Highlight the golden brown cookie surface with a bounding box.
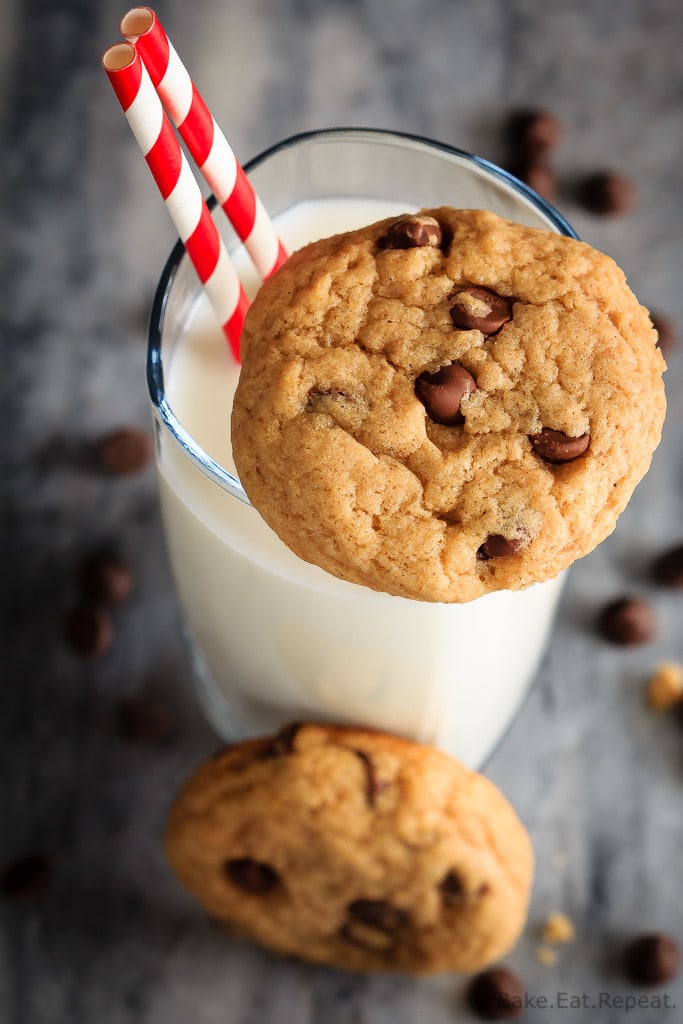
[165,723,533,975]
[232,208,666,602]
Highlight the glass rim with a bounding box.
[147,126,578,503]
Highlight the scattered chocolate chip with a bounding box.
[415,362,477,426]
[623,933,680,986]
[530,428,590,464]
[96,427,153,475]
[348,899,409,933]
[2,855,52,901]
[80,552,134,606]
[379,214,442,249]
[506,109,564,156]
[450,287,512,335]
[597,596,655,646]
[508,157,557,202]
[354,749,385,805]
[63,605,113,658]
[651,542,683,588]
[467,967,525,1020]
[117,696,174,743]
[676,701,683,731]
[577,171,637,216]
[477,535,525,561]
[650,312,677,354]
[224,858,280,894]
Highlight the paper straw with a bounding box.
[121,7,289,281]
[103,43,248,361]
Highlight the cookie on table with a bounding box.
[165,723,533,975]
[232,208,666,602]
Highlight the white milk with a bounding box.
[157,198,565,768]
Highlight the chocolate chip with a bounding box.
[63,605,113,658]
[508,157,558,202]
[650,312,677,354]
[597,596,655,646]
[577,171,637,216]
[224,858,280,894]
[415,362,477,426]
[117,696,174,743]
[439,869,464,905]
[97,427,153,475]
[477,535,524,561]
[530,428,590,464]
[379,215,442,249]
[2,855,52,901]
[676,701,683,731]
[354,749,385,805]
[80,552,134,606]
[348,899,409,933]
[651,543,683,588]
[450,287,512,334]
[467,967,525,1020]
[338,921,395,953]
[623,933,680,986]
[267,721,303,756]
[506,109,564,156]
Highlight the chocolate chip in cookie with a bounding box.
[530,428,590,464]
[224,858,280,894]
[450,287,512,335]
[353,749,386,805]
[477,535,526,561]
[340,899,410,953]
[415,363,477,425]
[379,214,442,249]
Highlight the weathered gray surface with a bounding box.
[2,1,682,1021]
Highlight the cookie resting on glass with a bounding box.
[232,208,666,602]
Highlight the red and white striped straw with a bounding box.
[121,7,288,281]
[102,43,248,361]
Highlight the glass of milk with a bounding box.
[147,129,576,768]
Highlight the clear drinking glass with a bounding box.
[147,129,576,768]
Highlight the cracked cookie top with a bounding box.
[165,723,533,974]
[231,208,666,602]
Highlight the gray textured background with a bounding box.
[2,1,682,1022]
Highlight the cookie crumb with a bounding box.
[541,911,575,945]
[645,662,683,713]
[536,945,558,967]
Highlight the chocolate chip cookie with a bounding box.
[165,723,533,974]
[232,208,666,602]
